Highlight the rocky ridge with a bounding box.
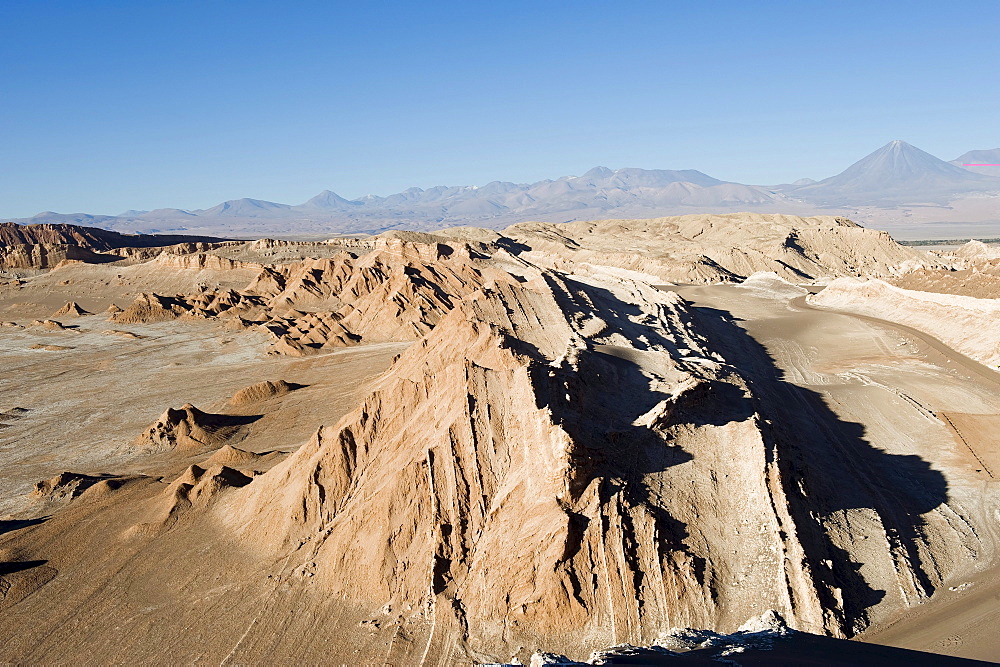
[504,214,941,284]
[210,262,971,660]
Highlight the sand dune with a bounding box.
[809,278,1000,367]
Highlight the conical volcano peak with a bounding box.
[871,139,938,160]
[792,139,997,204]
[302,190,355,209]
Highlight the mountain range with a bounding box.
[951,148,1000,177]
[5,141,1000,238]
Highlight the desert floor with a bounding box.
[0,314,407,517]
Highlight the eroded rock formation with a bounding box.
[219,266,970,659]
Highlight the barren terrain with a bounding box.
[1,214,998,665]
[668,277,1000,662]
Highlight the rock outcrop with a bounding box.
[0,222,231,269]
[0,244,117,270]
[131,404,257,453]
[111,237,517,354]
[52,301,90,317]
[504,214,938,283]
[229,380,300,406]
[32,472,106,501]
[110,290,267,325]
[220,267,967,660]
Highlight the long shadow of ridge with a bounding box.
[687,304,950,633]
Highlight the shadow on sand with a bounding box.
[0,517,48,538]
[524,275,949,635]
[594,631,994,666]
[687,304,950,631]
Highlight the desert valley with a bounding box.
[1,212,999,664]
[7,2,1000,663]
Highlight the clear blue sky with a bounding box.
[1,0,998,218]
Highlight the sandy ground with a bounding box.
[0,255,411,519]
[0,312,408,517]
[665,283,1000,662]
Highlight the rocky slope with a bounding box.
[110,237,512,354]
[504,213,938,283]
[0,221,227,251]
[210,265,969,660]
[889,241,1000,299]
[0,222,232,270]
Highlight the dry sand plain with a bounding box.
[0,259,409,519]
[2,215,999,665]
[0,317,407,516]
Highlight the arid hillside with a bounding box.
[503,214,940,283]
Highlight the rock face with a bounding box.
[223,267,966,659]
[0,222,142,250]
[0,222,231,269]
[0,222,227,251]
[504,214,936,283]
[146,252,257,271]
[0,244,116,270]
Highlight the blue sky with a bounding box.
[1,0,998,218]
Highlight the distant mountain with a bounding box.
[951,148,1000,177]
[23,211,122,227]
[5,142,1000,237]
[300,190,361,210]
[199,198,293,217]
[135,208,198,218]
[0,221,227,250]
[785,140,999,205]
